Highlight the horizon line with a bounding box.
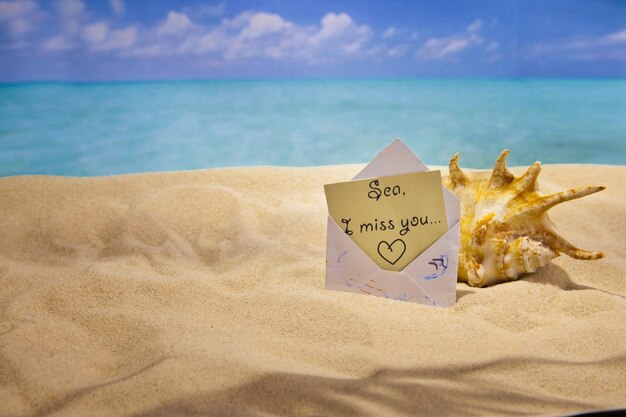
[1,75,626,86]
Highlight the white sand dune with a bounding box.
[0,164,625,417]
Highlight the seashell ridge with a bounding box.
[443,150,605,287]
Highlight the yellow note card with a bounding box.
[324,171,448,271]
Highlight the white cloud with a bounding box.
[32,7,376,64]
[128,43,165,57]
[221,11,253,30]
[178,31,222,54]
[82,21,108,44]
[382,26,398,39]
[238,12,291,40]
[314,13,357,42]
[602,29,626,45]
[174,10,371,61]
[387,43,408,58]
[300,12,371,56]
[109,0,124,16]
[528,28,626,61]
[42,34,75,50]
[0,0,41,36]
[467,19,483,33]
[418,36,472,59]
[417,20,484,60]
[14,0,135,54]
[6,15,28,34]
[97,25,137,50]
[54,0,85,19]
[54,0,87,34]
[0,0,37,20]
[197,33,220,51]
[157,11,193,36]
[486,40,500,63]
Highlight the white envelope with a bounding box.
[325,138,460,307]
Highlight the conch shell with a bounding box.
[443,150,605,287]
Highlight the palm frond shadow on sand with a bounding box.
[133,355,624,417]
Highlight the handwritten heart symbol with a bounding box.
[377,239,406,265]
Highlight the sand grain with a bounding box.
[1,164,625,416]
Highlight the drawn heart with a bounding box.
[377,239,407,265]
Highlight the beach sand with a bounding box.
[0,164,624,417]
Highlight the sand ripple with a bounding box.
[1,165,625,416]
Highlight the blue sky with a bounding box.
[0,0,625,81]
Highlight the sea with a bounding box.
[0,79,624,177]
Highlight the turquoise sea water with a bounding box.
[0,79,624,177]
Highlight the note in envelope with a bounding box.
[323,139,461,307]
[325,171,448,271]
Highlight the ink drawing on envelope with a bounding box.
[323,138,461,307]
[324,171,448,271]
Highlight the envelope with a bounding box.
[325,138,460,307]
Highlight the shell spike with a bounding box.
[526,186,606,215]
[449,152,468,188]
[516,161,542,192]
[547,231,605,260]
[489,149,514,188]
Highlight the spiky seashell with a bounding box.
[443,150,605,287]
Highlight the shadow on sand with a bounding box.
[523,264,624,299]
[130,355,625,417]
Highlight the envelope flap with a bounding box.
[353,138,460,225]
[357,269,435,305]
[443,187,461,225]
[326,216,379,286]
[402,222,460,307]
[353,138,428,180]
